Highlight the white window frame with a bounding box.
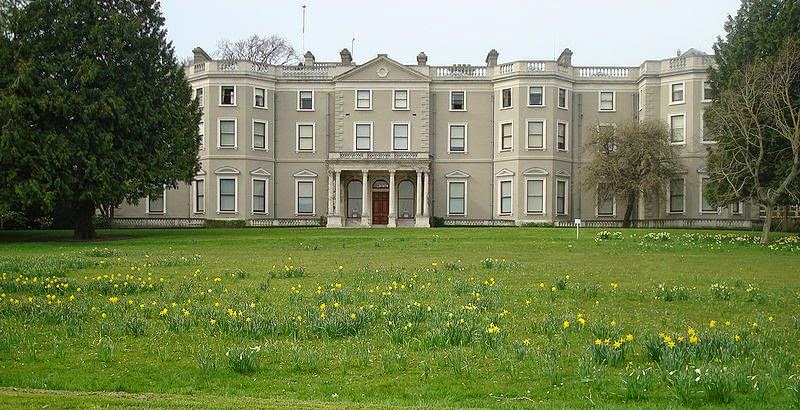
[667,177,686,214]
[447,123,468,154]
[217,176,238,214]
[295,179,316,215]
[556,121,569,152]
[195,87,204,108]
[598,91,616,112]
[193,178,205,214]
[555,178,568,216]
[297,90,315,111]
[252,120,268,151]
[219,85,236,106]
[730,201,743,215]
[638,88,644,111]
[355,89,372,110]
[450,90,466,111]
[217,118,238,149]
[391,122,411,151]
[447,180,467,216]
[670,82,686,105]
[198,120,205,150]
[296,122,316,152]
[669,113,686,145]
[253,87,267,109]
[699,176,720,215]
[527,85,545,107]
[700,111,715,144]
[392,89,409,110]
[499,121,513,152]
[702,80,712,102]
[251,177,268,214]
[557,87,568,110]
[596,185,616,217]
[524,178,546,215]
[498,179,513,216]
[526,119,546,150]
[145,187,166,215]
[354,122,374,151]
[500,88,512,109]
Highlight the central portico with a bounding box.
[326,152,431,227]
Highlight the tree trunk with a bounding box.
[73,200,97,240]
[760,205,773,244]
[622,191,637,228]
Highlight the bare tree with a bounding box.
[705,39,800,243]
[584,119,682,227]
[216,34,298,65]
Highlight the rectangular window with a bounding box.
[297,123,314,151]
[528,86,544,106]
[557,122,567,151]
[298,90,314,110]
[253,121,266,150]
[556,180,567,215]
[393,90,408,110]
[597,189,614,216]
[527,120,544,149]
[450,91,465,111]
[599,91,615,111]
[703,80,713,101]
[599,124,616,153]
[700,177,717,213]
[669,178,685,213]
[198,121,204,149]
[220,86,235,105]
[670,114,685,143]
[638,88,644,111]
[297,181,314,214]
[253,179,266,213]
[731,202,742,214]
[701,114,714,143]
[671,83,685,103]
[219,119,236,148]
[501,88,512,108]
[147,190,164,214]
[219,178,236,212]
[355,123,372,151]
[392,123,409,151]
[195,87,204,107]
[356,89,371,109]
[194,179,204,213]
[557,88,567,109]
[500,122,513,151]
[499,180,512,215]
[526,179,544,214]
[448,181,466,215]
[254,87,266,108]
[449,124,466,152]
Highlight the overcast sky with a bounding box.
[161,0,741,67]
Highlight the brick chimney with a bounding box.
[340,48,352,65]
[485,49,499,67]
[417,52,428,66]
[303,51,315,66]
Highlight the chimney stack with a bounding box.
[192,47,211,63]
[485,49,499,66]
[340,48,353,65]
[303,51,315,66]
[416,52,428,66]
[557,48,573,66]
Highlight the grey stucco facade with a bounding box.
[114,46,757,227]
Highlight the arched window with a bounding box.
[347,180,363,218]
[372,179,389,190]
[397,180,414,218]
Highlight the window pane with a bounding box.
[393,124,409,150]
[449,198,464,214]
[220,120,234,134]
[220,179,235,195]
[451,92,465,110]
[221,87,234,104]
[299,91,312,109]
[670,116,685,142]
[253,180,265,196]
[527,180,544,214]
[528,121,543,148]
[357,90,370,108]
[394,90,408,108]
[149,195,163,213]
[558,89,566,107]
[347,181,362,217]
[529,86,543,105]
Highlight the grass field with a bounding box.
[0,227,798,409]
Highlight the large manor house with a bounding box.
[115,45,757,228]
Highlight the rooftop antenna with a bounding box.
[301,4,306,52]
[351,36,355,60]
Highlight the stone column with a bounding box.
[327,172,334,215]
[361,169,370,226]
[423,171,430,216]
[415,170,423,217]
[326,170,343,227]
[388,170,397,227]
[334,171,341,215]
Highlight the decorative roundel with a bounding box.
[377,66,389,78]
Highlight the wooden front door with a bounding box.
[372,192,389,225]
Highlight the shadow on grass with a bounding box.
[0,230,134,243]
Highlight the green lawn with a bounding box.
[0,227,798,409]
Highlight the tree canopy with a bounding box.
[0,0,201,239]
[216,34,298,65]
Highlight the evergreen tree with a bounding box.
[0,0,201,239]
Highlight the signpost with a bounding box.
[575,218,582,239]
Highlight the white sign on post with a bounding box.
[574,219,582,239]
